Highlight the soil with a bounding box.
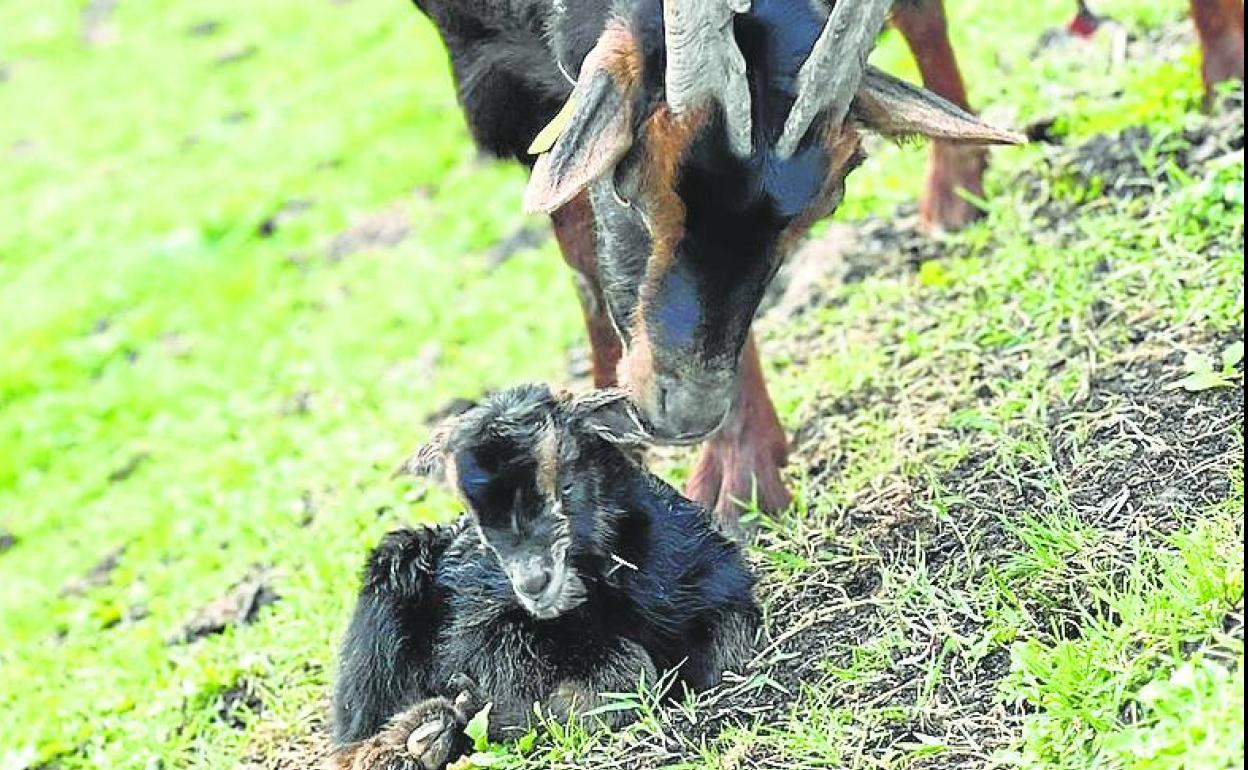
[167,566,281,645]
[484,224,550,267]
[218,678,267,731]
[60,545,126,598]
[1048,340,1244,535]
[646,335,1242,769]
[243,713,334,770]
[328,208,411,262]
[107,451,150,483]
[258,199,315,238]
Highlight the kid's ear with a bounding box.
[394,420,457,480]
[566,389,651,446]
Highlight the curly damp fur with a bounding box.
[331,386,759,768]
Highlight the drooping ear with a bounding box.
[566,389,651,446]
[522,25,640,214]
[852,66,1026,145]
[393,420,457,480]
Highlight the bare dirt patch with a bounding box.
[167,566,280,645]
[240,710,334,770]
[61,545,126,597]
[258,199,315,238]
[328,207,411,261]
[218,677,267,730]
[107,451,149,483]
[1048,340,1244,535]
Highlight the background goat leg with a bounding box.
[552,194,623,388]
[892,0,988,232]
[1191,0,1245,107]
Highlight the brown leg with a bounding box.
[551,194,623,388]
[685,333,791,528]
[1066,0,1104,38]
[892,0,988,232]
[1191,0,1245,108]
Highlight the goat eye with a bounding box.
[610,163,645,209]
[610,173,632,209]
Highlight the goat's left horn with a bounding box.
[776,0,893,158]
[664,0,753,157]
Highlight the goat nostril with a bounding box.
[520,569,551,597]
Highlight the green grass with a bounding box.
[1,1,1243,768]
[1002,505,1244,769]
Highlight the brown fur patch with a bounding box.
[592,21,643,91]
[533,421,560,501]
[522,22,643,215]
[618,327,659,418]
[553,195,625,386]
[1191,0,1246,101]
[890,0,972,110]
[636,105,708,282]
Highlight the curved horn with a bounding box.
[664,0,753,157]
[776,0,893,158]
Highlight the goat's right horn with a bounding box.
[776,0,893,158]
[663,0,754,157]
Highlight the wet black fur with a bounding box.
[332,385,758,753]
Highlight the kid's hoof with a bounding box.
[328,698,468,770]
[404,714,459,770]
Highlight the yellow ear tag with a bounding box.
[527,95,579,156]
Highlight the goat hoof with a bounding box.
[686,433,791,529]
[363,698,466,770]
[404,712,459,770]
[446,673,481,712]
[1202,34,1245,109]
[919,142,988,233]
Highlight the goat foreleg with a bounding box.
[329,693,475,770]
